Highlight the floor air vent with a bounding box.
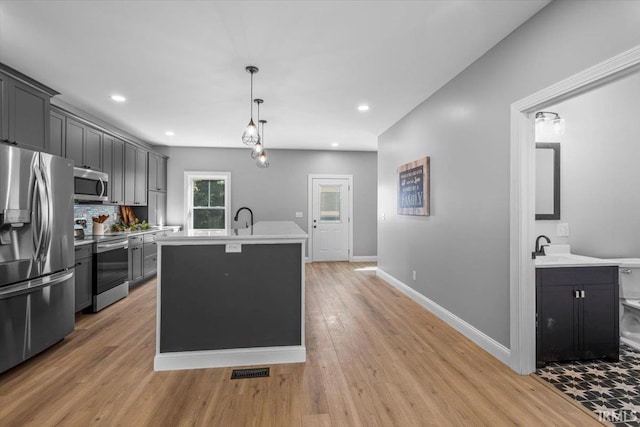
[230,367,270,380]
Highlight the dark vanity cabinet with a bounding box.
[536,266,619,365]
[74,245,93,312]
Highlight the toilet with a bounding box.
[614,259,640,351]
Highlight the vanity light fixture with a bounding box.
[251,99,264,159]
[256,120,269,168]
[110,94,126,103]
[241,66,260,146]
[535,111,565,136]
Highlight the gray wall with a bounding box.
[378,0,640,347]
[535,71,640,258]
[159,147,377,257]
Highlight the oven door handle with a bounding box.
[96,241,128,252]
[0,270,74,300]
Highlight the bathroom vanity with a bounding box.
[536,255,619,365]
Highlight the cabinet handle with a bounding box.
[76,262,82,266]
[581,290,585,298]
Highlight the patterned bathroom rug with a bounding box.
[536,345,640,426]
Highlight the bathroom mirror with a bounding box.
[535,143,560,220]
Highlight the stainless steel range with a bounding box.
[92,236,129,312]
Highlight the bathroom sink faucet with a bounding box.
[234,207,253,228]
[535,235,551,257]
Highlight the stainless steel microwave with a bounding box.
[74,167,108,202]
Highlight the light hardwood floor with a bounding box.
[0,262,601,426]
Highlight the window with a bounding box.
[184,172,230,231]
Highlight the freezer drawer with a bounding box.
[0,269,75,373]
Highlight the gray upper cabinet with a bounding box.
[124,143,136,205]
[65,118,84,166]
[85,126,102,170]
[65,118,102,170]
[49,110,65,158]
[135,148,148,205]
[0,65,58,153]
[147,190,166,226]
[111,138,125,205]
[148,152,167,192]
[124,143,148,206]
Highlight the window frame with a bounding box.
[184,171,231,232]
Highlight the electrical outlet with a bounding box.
[412,270,417,281]
[225,243,242,253]
[295,212,303,218]
[556,223,570,237]
[381,213,385,221]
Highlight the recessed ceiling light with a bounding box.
[110,94,126,103]
[331,142,339,147]
[357,104,369,112]
[165,131,175,136]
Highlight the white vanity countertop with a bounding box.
[535,253,622,268]
[156,221,308,244]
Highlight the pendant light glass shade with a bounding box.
[251,116,265,159]
[242,66,260,146]
[256,119,269,168]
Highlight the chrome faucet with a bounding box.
[534,235,551,257]
[234,207,253,228]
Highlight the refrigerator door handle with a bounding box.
[31,157,47,261]
[40,156,53,257]
[0,270,74,300]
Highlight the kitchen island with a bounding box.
[153,221,307,371]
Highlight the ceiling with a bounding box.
[0,1,549,151]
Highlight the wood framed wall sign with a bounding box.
[397,156,430,216]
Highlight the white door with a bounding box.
[312,178,349,261]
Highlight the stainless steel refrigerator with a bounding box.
[0,143,75,374]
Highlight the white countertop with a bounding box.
[535,253,620,268]
[156,221,308,244]
[74,225,182,246]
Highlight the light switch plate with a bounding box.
[295,212,303,218]
[556,223,570,237]
[225,243,242,253]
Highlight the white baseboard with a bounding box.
[351,256,377,262]
[154,345,306,371]
[376,269,511,366]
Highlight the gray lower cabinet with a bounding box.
[536,266,619,365]
[129,235,144,285]
[143,232,158,279]
[74,245,93,312]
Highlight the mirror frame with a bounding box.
[535,142,561,220]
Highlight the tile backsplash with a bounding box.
[74,204,120,235]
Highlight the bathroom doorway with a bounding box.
[509,46,640,375]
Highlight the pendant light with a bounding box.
[256,120,269,168]
[241,66,260,145]
[251,99,264,159]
